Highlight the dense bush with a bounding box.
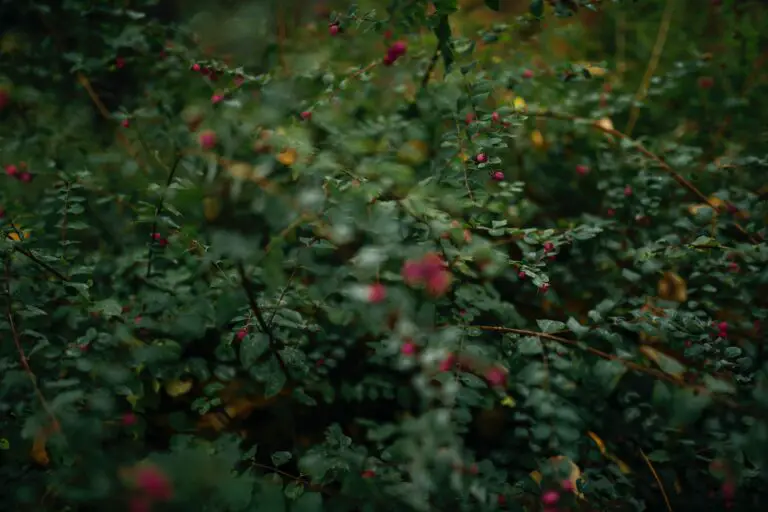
[1,0,768,510]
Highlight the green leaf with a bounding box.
[292,492,322,512]
[240,333,270,368]
[530,0,545,17]
[703,375,736,394]
[91,298,122,318]
[271,451,293,467]
[537,319,566,333]
[567,317,589,338]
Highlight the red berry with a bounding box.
[401,341,416,355]
[541,490,559,505]
[151,232,162,240]
[0,88,9,110]
[475,153,487,163]
[561,479,574,492]
[491,112,500,123]
[236,328,247,341]
[116,57,125,69]
[576,164,589,175]
[361,469,376,478]
[543,242,554,253]
[158,238,168,248]
[135,465,173,500]
[5,164,18,177]
[522,69,534,79]
[718,321,728,331]
[388,41,407,58]
[728,262,740,272]
[211,94,223,104]
[191,63,201,72]
[540,283,550,293]
[121,119,130,128]
[624,185,633,196]
[698,76,715,89]
[492,171,505,181]
[199,130,217,150]
[485,367,507,387]
[122,412,137,426]
[329,23,340,36]
[368,283,387,303]
[383,29,393,40]
[300,110,312,120]
[18,171,32,183]
[465,112,475,124]
[0,207,5,218]
[439,354,456,372]
[518,271,525,279]
[607,208,615,217]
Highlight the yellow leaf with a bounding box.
[588,431,607,455]
[640,345,685,380]
[575,62,608,77]
[500,395,516,408]
[7,224,30,241]
[657,271,687,303]
[587,431,632,473]
[595,117,614,132]
[203,197,221,221]
[126,394,139,407]
[397,140,429,166]
[513,96,527,111]
[277,148,297,166]
[31,430,50,466]
[165,379,193,397]
[228,162,254,180]
[531,129,545,149]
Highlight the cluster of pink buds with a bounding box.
[5,162,32,183]
[383,41,407,66]
[151,232,168,247]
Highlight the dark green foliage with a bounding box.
[1,0,768,511]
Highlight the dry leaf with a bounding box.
[595,117,614,132]
[640,345,686,380]
[277,147,298,166]
[531,129,545,149]
[7,224,30,241]
[588,431,632,474]
[203,197,221,221]
[529,456,585,499]
[657,271,687,303]
[397,140,429,166]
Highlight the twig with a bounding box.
[624,0,677,136]
[236,262,289,375]
[3,233,70,281]
[639,448,674,512]
[533,110,759,244]
[4,258,60,432]
[146,154,182,279]
[419,45,441,91]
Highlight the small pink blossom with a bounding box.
[401,341,416,355]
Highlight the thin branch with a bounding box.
[640,448,674,512]
[533,110,759,244]
[236,262,289,375]
[624,0,677,136]
[3,234,70,281]
[146,154,182,279]
[4,258,60,431]
[419,45,441,91]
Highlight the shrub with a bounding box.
[1,0,767,510]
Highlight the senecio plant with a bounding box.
[1,0,768,510]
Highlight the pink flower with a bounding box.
[401,341,416,355]
[135,465,173,501]
[485,367,507,387]
[492,171,505,181]
[368,283,387,303]
[198,130,217,150]
[541,490,560,505]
